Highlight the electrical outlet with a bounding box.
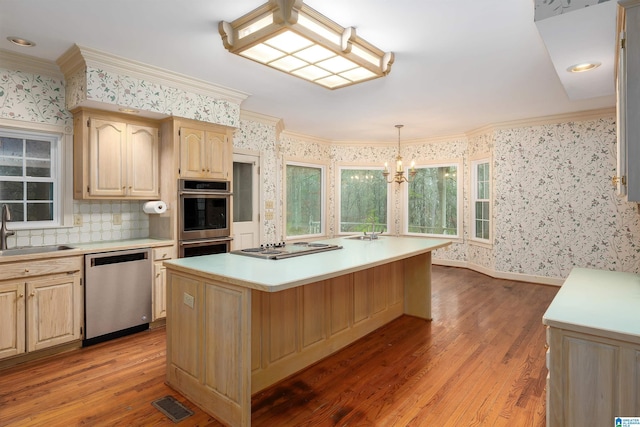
[265,211,274,220]
[73,214,83,227]
[183,292,195,309]
[113,213,122,225]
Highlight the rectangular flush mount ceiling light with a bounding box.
[218,0,394,89]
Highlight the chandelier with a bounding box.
[383,125,416,184]
[218,0,394,89]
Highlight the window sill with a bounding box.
[469,238,493,250]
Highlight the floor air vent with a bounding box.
[151,395,194,423]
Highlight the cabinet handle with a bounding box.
[24,269,29,273]
[30,291,35,297]
[156,273,161,278]
[18,293,24,298]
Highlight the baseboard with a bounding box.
[432,259,564,287]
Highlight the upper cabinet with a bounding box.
[179,125,231,180]
[73,108,160,199]
[617,1,640,200]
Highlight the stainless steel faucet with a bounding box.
[1,204,15,250]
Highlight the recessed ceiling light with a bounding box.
[567,62,601,73]
[7,36,36,47]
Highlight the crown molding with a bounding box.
[56,44,249,105]
[281,129,332,145]
[0,49,63,79]
[466,107,616,139]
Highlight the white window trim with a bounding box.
[284,158,327,240]
[336,164,391,236]
[470,157,492,247]
[0,119,73,229]
[402,160,462,240]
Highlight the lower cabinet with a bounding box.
[152,245,176,321]
[0,256,83,361]
[546,326,640,426]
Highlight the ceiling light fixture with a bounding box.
[7,36,36,47]
[218,0,394,89]
[383,125,416,184]
[567,62,601,73]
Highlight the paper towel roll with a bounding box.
[143,201,167,214]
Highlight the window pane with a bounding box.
[233,162,253,222]
[27,182,53,201]
[340,169,387,233]
[0,137,23,157]
[27,202,53,221]
[287,164,322,236]
[475,220,483,239]
[25,139,51,159]
[0,181,24,200]
[4,202,24,222]
[0,157,23,176]
[408,166,457,235]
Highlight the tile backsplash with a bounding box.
[7,200,149,248]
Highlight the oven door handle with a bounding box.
[179,191,233,196]
[179,237,234,247]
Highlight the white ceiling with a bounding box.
[0,0,618,142]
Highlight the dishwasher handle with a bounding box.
[88,250,150,267]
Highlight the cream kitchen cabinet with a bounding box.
[73,109,160,199]
[0,281,25,359]
[616,1,640,200]
[152,245,177,321]
[543,268,640,426]
[179,126,230,180]
[0,255,83,361]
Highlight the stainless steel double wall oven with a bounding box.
[178,179,232,257]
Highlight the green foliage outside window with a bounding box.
[407,165,457,236]
[286,164,322,236]
[340,169,387,233]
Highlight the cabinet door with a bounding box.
[26,273,82,352]
[128,124,159,197]
[204,131,229,179]
[89,119,127,197]
[153,261,167,320]
[180,127,207,178]
[0,282,25,359]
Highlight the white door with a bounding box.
[232,153,260,250]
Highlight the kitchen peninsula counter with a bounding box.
[164,236,450,427]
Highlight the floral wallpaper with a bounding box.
[65,67,241,128]
[0,67,71,126]
[534,0,611,21]
[493,117,640,278]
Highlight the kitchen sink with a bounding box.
[0,245,75,256]
[346,235,384,241]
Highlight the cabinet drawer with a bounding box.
[153,246,176,261]
[0,256,83,281]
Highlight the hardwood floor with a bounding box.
[0,266,558,426]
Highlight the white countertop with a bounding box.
[543,267,640,341]
[0,238,174,263]
[164,236,451,292]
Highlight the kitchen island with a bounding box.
[164,236,450,427]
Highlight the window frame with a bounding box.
[471,157,492,245]
[402,160,462,239]
[284,159,326,240]
[0,120,72,230]
[336,164,391,236]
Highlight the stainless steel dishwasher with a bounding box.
[84,248,152,345]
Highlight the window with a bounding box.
[472,159,491,241]
[0,128,61,228]
[405,164,460,237]
[286,162,324,238]
[338,167,388,234]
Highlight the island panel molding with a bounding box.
[164,236,449,426]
